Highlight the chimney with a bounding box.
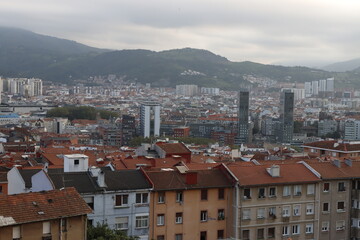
[97,170,106,187]
[267,165,280,177]
[185,172,198,185]
[332,159,341,168]
[43,162,49,173]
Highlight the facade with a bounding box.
[236,89,249,144]
[0,188,91,240]
[306,161,353,240]
[140,102,161,138]
[146,166,234,240]
[173,126,190,138]
[318,119,338,137]
[121,115,136,146]
[279,90,294,143]
[228,163,320,240]
[345,119,360,140]
[175,84,199,96]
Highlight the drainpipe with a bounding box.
[234,183,240,239]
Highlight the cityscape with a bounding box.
[1,0,360,240]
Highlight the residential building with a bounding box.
[303,140,360,159]
[227,163,320,240]
[173,126,190,138]
[176,84,199,96]
[146,166,234,240]
[345,119,360,140]
[121,115,137,146]
[0,188,91,240]
[305,160,353,240]
[318,119,338,137]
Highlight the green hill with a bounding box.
[0,27,348,89]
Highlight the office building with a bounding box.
[140,102,161,138]
[279,90,294,143]
[236,89,249,144]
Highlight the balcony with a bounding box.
[282,216,290,222]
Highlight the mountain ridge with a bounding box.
[0,27,355,89]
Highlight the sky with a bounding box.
[1,0,360,67]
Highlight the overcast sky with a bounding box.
[1,0,360,66]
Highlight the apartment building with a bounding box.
[227,163,320,240]
[306,160,359,240]
[146,166,234,240]
[303,140,360,158]
[0,188,91,240]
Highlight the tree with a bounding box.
[46,106,118,120]
[87,223,138,240]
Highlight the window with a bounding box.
[175,212,183,224]
[323,182,330,192]
[244,188,251,199]
[336,220,345,231]
[136,193,148,204]
[257,208,265,219]
[217,230,224,239]
[201,189,208,200]
[13,226,21,239]
[115,217,128,230]
[282,225,290,236]
[61,218,67,232]
[269,187,276,197]
[269,207,276,218]
[115,194,128,207]
[0,185,2,193]
[158,192,165,203]
[74,159,79,165]
[306,203,314,215]
[157,214,165,226]
[257,228,264,239]
[292,224,300,235]
[218,209,225,220]
[135,215,149,228]
[338,182,346,192]
[322,221,329,232]
[306,223,313,234]
[307,184,315,195]
[268,227,275,238]
[242,209,251,220]
[294,185,302,196]
[323,202,330,212]
[42,221,51,235]
[175,234,183,240]
[282,205,290,217]
[176,191,183,202]
[242,230,250,240]
[157,236,165,240]
[337,201,345,212]
[200,231,207,240]
[200,210,208,222]
[258,188,266,198]
[84,196,94,210]
[218,188,225,200]
[283,186,291,197]
[293,204,301,216]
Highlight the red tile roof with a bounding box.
[303,140,360,152]
[228,163,320,187]
[306,160,360,179]
[155,142,191,155]
[0,188,92,226]
[146,168,233,190]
